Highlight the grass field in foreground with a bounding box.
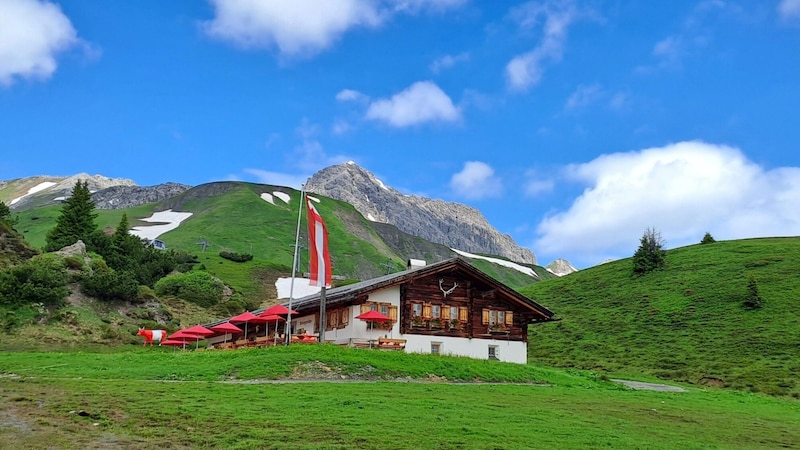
[1,346,798,449]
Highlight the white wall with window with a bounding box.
[401,335,527,364]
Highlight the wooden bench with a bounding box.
[254,336,272,347]
[377,338,406,350]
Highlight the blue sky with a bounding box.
[1,0,799,269]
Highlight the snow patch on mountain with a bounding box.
[451,248,538,278]
[129,210,193,240]
[10,181,57,205]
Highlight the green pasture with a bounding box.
[1,346,798,449]
[523,236,800,397]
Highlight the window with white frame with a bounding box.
[431,342,442,355]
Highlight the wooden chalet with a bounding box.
[285,258,555,363]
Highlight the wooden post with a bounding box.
[319,286,327,343]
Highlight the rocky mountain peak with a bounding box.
[306,162,537,264]
[546,258,578,276]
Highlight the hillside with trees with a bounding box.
[522,236,800,397]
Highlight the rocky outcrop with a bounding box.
[5,174,137,210]
[546,258,578,276]
[93,182,192,209]
[306,162,537,264]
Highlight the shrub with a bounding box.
[700,232,716,244]
[219,250,253,263]
[81,267,139,302]
[154,271,224,307]
[0,254,69,306]
[743,274,764,310]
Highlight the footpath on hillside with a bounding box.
[611,379,688,392]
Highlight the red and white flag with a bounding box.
[306,197,332,288]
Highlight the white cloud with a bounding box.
[203,0,466,58]
[534,141,800,267]
[429,52,470,73]
[336,88,369,102]
[564,83,602,110]
[449,161,502,200]
[778,0,800,20]
[365,81,460,127]
[523,169,554,196]
[332,119,354,135]
[0,0,81,86]
[505,0,584,91]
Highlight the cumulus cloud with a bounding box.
[534,141,800,267]
[449,161,502,200]
[365,81,460,127]
[0,0,81,86]
[203,0,466,58]
[778,0,800,21]
[429,52,470,73]
[505,0,584,91]
[336,88,369,102]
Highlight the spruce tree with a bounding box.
[45,181,99,252]
[0,200,10,222]
[632,227,667,275]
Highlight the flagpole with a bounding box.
[286,181,307,345]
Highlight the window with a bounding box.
[412,303,422,317]
[450,306,458,321]
[482,308,514,331]
[380,304,389,316]
[432,305,440,319]
[488,346,498,360]
[431,342,441,355]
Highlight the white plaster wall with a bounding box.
[401,334,528,364]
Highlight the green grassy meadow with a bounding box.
[2,346,799,449]
[522,237,800,397]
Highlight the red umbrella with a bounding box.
[160,339,188,348]
[356,310,391,321]
[356,310,392,331]
[257,313,285,345]
[229,311,260,339]
[210,322,243,344]
[184,325,215,337]
[262,304,299,316]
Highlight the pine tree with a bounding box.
[44,181,99,252]
[0,201,10,222]
[700,232,716,244]
[743,274,764,310]
[632,227,667,275]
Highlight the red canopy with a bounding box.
[356,310,392,322]
[160,339,188,347]
[184,325,215,337]
[257,313,286,323]
[262,304,299,316]
[229,311,260,323]
[210,322,243,334]
[168,329,201,340]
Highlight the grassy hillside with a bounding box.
[521,237,800,397]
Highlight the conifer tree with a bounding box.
[44,181,98,252]
[0,200,10,222]
[632,227,667,275]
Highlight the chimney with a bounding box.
[407,259,426,270]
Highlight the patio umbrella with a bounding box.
[229,311,260,339]
[356,310,392,328]
[210,322,242,344]
[160,339,189,349]
[256,313,285,345]
[165,330,199,349]
[356,310,393,346]
[262,304,299,342]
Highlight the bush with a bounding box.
[154,271,224,307]
[743,274,764,310]
[81,267,139,302]
[219,250,253,263]
[0,255,69,306]
[700,232,716,244]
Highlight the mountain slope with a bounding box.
[521,237,800,397]
[306,162,537,264]
[1,174,136,211]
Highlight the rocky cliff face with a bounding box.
[306,162,537,264]
[93,182,192,209]
[4,174,137,210]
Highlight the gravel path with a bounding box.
[611,379,688,392]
